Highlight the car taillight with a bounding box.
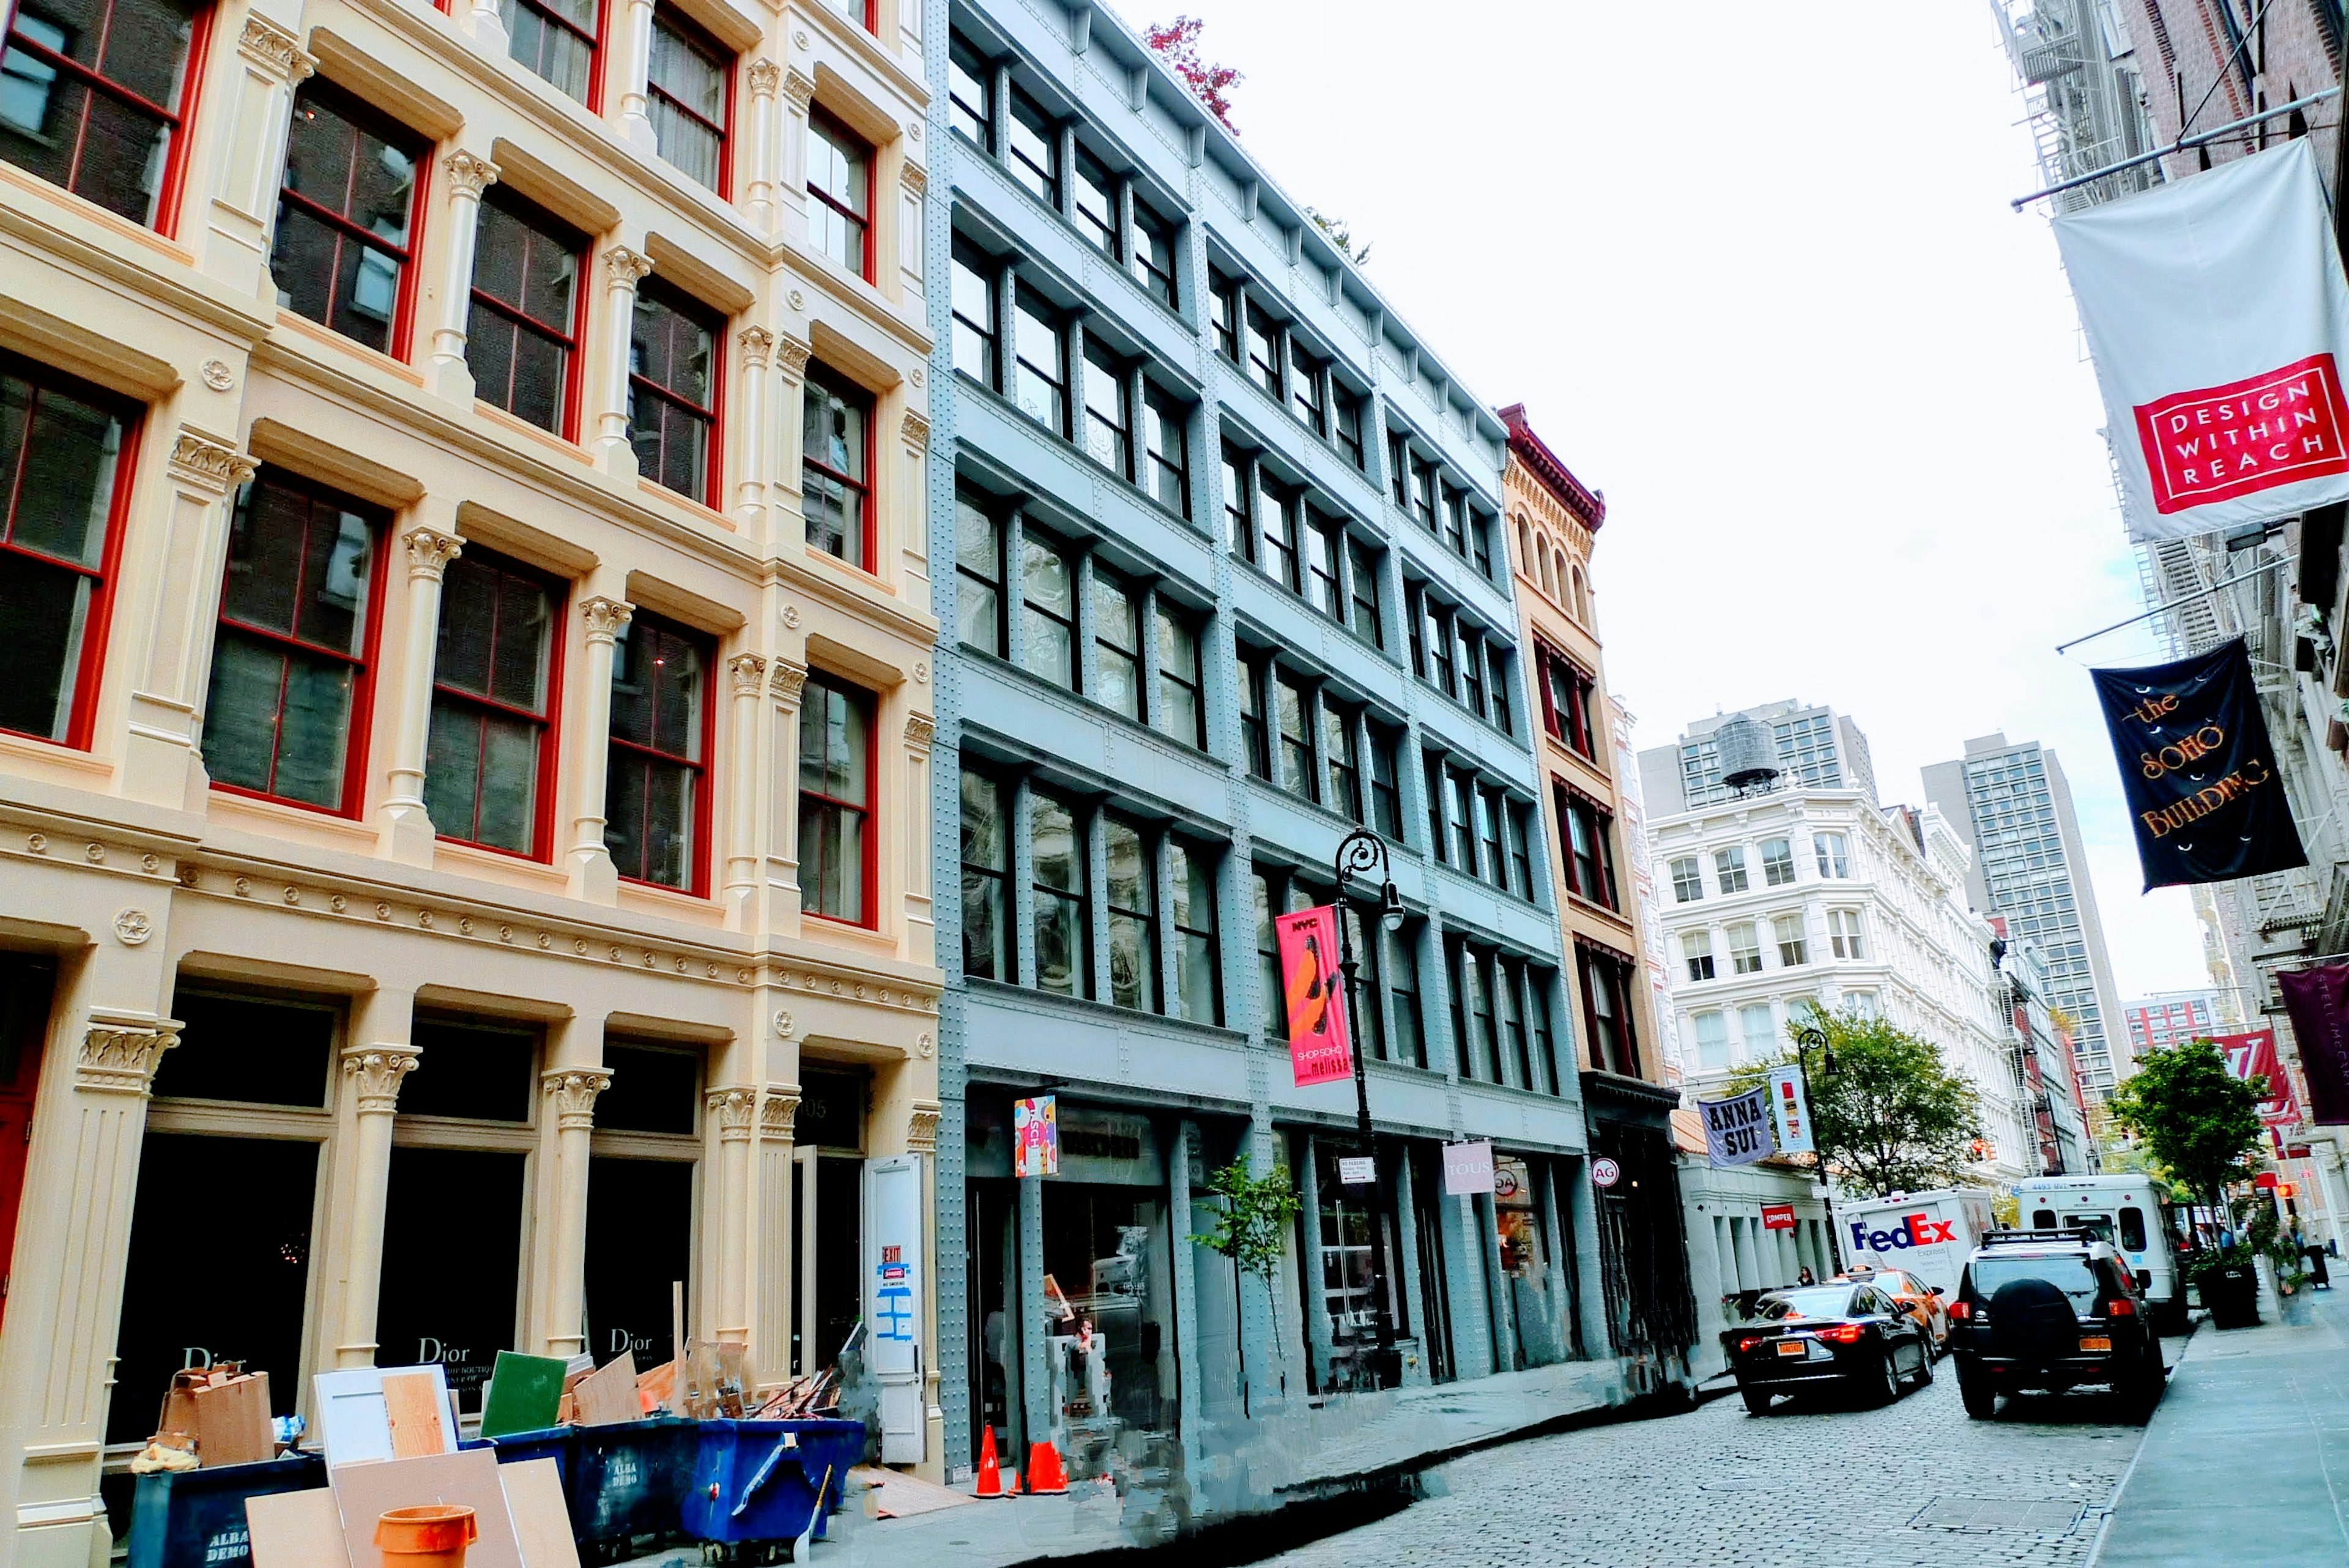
[1949,1300,1971,1320]
[2108,1299,2136,1317]
[1819,1323,1866,1343]
[1737,1336,1761,1353]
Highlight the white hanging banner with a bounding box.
[1699,1086,1776,1169]
[1767,1065,1814,1156]
[2052,139,2349,542]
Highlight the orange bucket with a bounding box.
[374,1504,477,1568]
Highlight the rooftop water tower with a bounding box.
[1715,715,1780,797]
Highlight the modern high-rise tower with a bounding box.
[1923,735,2128,1099]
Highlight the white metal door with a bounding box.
[864,1154,924,1464]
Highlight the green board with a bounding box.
[478,1350,568,1438]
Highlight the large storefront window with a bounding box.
[1493,1154,1564,1369]
[112,987,336,1444]
[1302,1137,1405,1394]
[585,1038,702,1368]
[378,1014,538,1410]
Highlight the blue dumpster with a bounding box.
[681,1420,831,1549]
[569,1416,692,1548]
[776,1419,866,1523]
[125,1454,326,1568]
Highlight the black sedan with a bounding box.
[1729,1281,1935,1415]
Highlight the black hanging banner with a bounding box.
[2091,637,2307,890]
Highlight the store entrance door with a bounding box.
[0,954,51,1334]
[967,1178,1023,1462]
[1411,1147,1455,1384]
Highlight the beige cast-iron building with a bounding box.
[0,0,946,1554]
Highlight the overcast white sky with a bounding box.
[1121,0,2212,1000]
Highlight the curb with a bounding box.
[2082,1315,2203,1568]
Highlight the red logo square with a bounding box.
[2134,353,2349,513]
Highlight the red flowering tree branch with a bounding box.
[1145,15,1241,133]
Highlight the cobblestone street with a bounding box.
[1256,1343,2183,1568]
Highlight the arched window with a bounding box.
[1515,517,1532,573]
[1536,533,1555,597]
[1571,565,1589,622]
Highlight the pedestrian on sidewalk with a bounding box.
[1797,1266,1816,1287]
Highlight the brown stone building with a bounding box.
[1498,404,1691,1391]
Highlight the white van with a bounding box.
[1837,1189,1995,1301]
[2013,1175,2184,1331]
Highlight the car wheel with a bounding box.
[1956,1359,1997,1419]
[1874,1348,1902,1405]
[1740,1385,1773,1417]
[1911,1342,1935,1388]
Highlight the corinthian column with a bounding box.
[202,13,315,298]
[744,62,780,231]
[125,431,258,808]
[431,152,500,403]
[334,1043,420,1367]
[382,524,464,864]
[708,1087,757,1343]
[568,596,634,902]
[734,327,774,533]
[614,0,658,154]
[723,653,766,930]
[540,1068,611,1360]
[596,247,656,478]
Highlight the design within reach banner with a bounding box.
[2277,964,2349,1126]
[1700,1086,1776,1169]
[2053,139,2349,541]
[1274,905,1354,1087]
[1767,1065,1814,1156]
[2091,638,2307,889]
[2213,1028,2304,1131]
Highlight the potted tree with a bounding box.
[2108,1039,2266,1329]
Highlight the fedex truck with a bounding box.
[2013,1175,2185,1332]
[1837,1189,1995,1300]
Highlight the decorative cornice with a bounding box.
[777,335,813,376]
[166,431,257,496]
[237,13,316,84]
[1497,403,1606,530]
[402,527,464,582]
[541,1068,612,1129]
[727,652,768,696]
[906,1098,941,1153]
[581,596,635,645]
[77,1020,179,1096]
[783,68,817,108]
[748,58,780,97]
[904,712,935,751]
[769,658,807,704]
[708,1085,758,1139]
[602,245,655,288]
[900,408,930,450]
[761,1083,801,1139]
[441,150,500,199]
[737,325,776,367]
[341,1043,420,1113]
[900,161,928,198]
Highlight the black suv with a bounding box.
[1949,1228,2165,1421]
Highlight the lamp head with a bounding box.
[1380,880,1405,929]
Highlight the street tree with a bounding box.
[2104,1037,2263,1221]
[1732,1005,1982,1199]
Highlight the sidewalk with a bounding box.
[2095,1279,2349,1567]
[615,1359,1631,1568]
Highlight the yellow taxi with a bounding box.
[1841,1265,1951,1353]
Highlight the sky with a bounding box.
[1119,0,2212,1001]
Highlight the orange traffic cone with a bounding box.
[1025,1441,1069,1495]
[974,1425,1006,1499]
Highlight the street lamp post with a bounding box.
[1790,1020,1843,1274]
[1334,827,1405,1387]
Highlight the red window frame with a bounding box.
[797,667,878,928]
[629,280,726,510]
[428,546,566,861]
[0,352,141,751]
[469,190,587,440]
[504,0,610,110]
[606,611,716,895]
[274,80,429,360]
[0,0,213,235]
[1534,641,1595,757]
[806,105,874,283]
[1577,942,1640,1078]
[801,359,875,571]
[207,469,391,819]
[647,4,733,198]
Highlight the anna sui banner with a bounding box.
[2091,637,2306,889]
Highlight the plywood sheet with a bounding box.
[503,1458,581,1568]
[570,1351,640,1428]
[380,1372,447,1459]
[247,1488,351,1568]
[330,1448,524,1568]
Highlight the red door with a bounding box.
[0,956,55,1331]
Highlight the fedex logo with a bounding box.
[1849,1213,1957,1254]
